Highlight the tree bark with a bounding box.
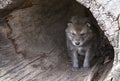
[77,0,120,81]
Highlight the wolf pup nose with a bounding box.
[75,42,80,45]
[65,16,98,71]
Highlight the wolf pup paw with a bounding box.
[72,67,79,71]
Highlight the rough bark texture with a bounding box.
[76,0,120,81]
[0,0,119,81]
[0,0,27,18]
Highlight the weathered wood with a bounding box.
[0,0,118,81]
[0,28,113,81]
[76,0,120,81]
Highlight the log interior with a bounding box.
[0,0,114,81]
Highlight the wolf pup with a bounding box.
[65,16,98,71]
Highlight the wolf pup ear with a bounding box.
[67,23,73,27]
[86,22,91,27]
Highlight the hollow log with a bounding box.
[0,0,120,81]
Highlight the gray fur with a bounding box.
[66,16,98,71]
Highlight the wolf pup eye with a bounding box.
[80,33,85,36]
[71,32,75,35]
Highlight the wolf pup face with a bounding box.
[66,22,93,46]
